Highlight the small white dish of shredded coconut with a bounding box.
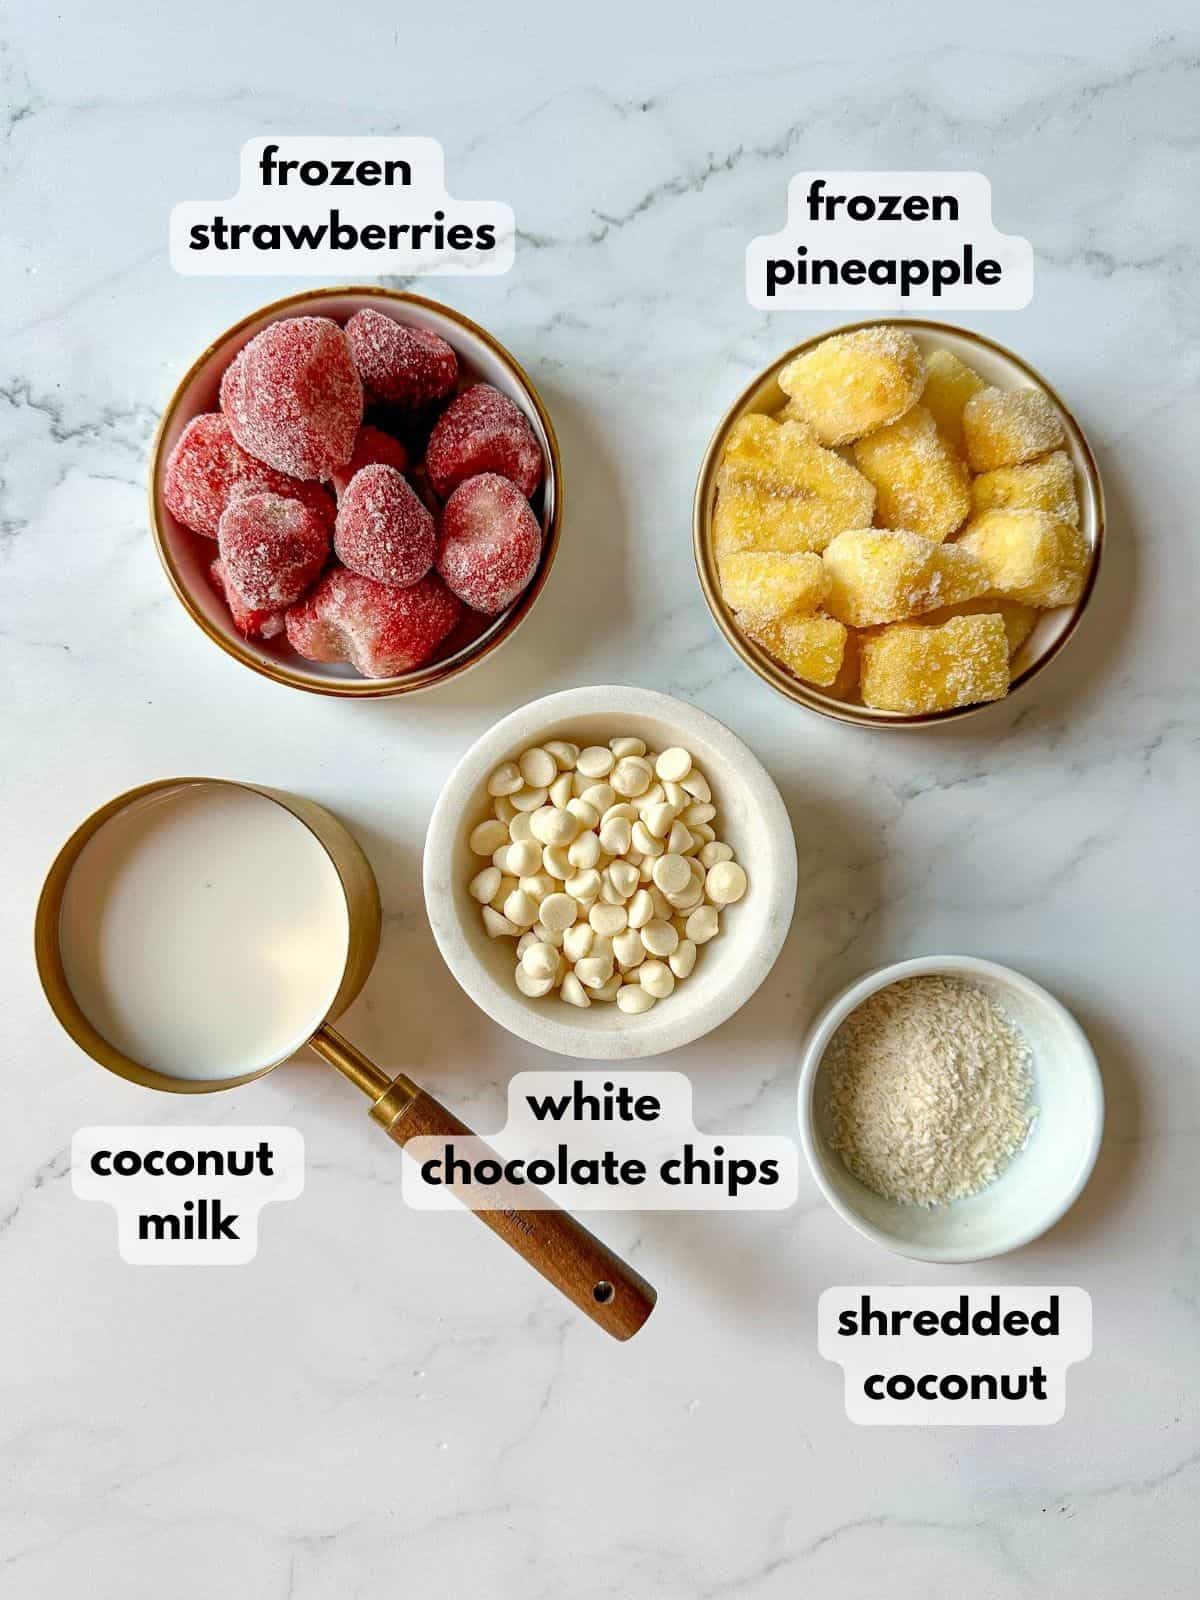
[798,955,1103,1262]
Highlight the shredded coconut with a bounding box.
[824,976,1035,1207]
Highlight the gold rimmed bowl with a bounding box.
[693,319,1104,728]
[149,287,562,698]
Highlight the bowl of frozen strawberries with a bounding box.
[151,288,561,695]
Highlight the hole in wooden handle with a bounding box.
[593,1281,615,1304]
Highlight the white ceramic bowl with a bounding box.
[424,686,798,1059]
[798,955,1103,1261]
[150,287,562,697]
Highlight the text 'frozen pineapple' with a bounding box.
[717,549,830,625]
[920,348,987,457]
[957,509,1090,608]
[860,613,1010,714]
[749,609,847,687]
[970,450,1079,525]
[851,405,970,542]
[777,326,926,446]
[962,385,1064,472]
[822,527,989,628]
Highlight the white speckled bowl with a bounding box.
[798,955,1104,1262]
[424,686,798,1060]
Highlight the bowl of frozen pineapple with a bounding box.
[693,320,1103,726]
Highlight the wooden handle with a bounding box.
[378,1086,657,1341]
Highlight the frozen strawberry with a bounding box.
[330,425,409,498]
[217,491,330,610]
[345,308,459,408]
[436,472,541,615]
[220,316,362,480]
[334,464,436,589]
[163,413,335,538]
[424,384,543,499]
[285,567,461,678]
[209,558,286,640]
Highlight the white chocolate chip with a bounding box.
[699,841,734,869]
[631,820,663,857]
[667,820,694,855]
[706,860,748,905]
[606,859,640,900]
[487,761,523,797]
[543,844,571,879]
[580,783,616,813]
[482,907,519,938]
[519,747,557,789]
[627,889,654,929]
[613,928,645,969]
[515,966,555,998]
[655,747,693,783]
[493,795,517,824]
[652,853,691,897]
[576,954,614,989]
[539,892,579,932]
[510,785,549,813]
[669,939,697,980]
[504,889,540,928]
[611,756,653,798]
[519,872,554,902]
[599,816,632,856]
[639,960,675,999]
[610,736,646,758]
[566,797,599,830]
[589,902,627,937]
[469,866,501,903]
[686,904,720,944]
[562,922,595,962]
[616,984,655,1015]
[544,740,579,770]
[560,971,591,1007]
[521,942,559,981]
[530,806,579,846]
[681,770,711,802]
[549,772,573,808]
[577,746,615,779]
[470,818,509,856]
[508,812,535,843]
[592,973,623,1002]
[506,839,542,878]
[565,868,601,903]
[567,830,601,870]
[642,801,677,839]
[640,920,679,958]
[531,922,563,948]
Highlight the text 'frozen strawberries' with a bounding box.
[345,308,459,408]
[334,463,436,589]
[220,316,363,480]
[286,567,462,678]
[164,413,335,538]
[437,472,541,614]
[425,383,543,499]
[217,491,330,610]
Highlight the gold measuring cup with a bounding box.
[35,778,656,1341]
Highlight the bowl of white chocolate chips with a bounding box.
[423,686,797,1059]
[694,319,1103,725]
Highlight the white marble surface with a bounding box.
[3,3,1198,1595]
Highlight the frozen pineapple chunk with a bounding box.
[921,597,1039,657]
[718,415,875,515]
[852,405,970,541]
[970,450,1079,525]
[749,609,847,687]
[822,528,988,627]
[957,509,1090,608]
[777,326,926,446]
[718,549,830,625]
[962,385,1065,472]
[921,349,986,457]
[860,614,1010,714]
[713,479,869,556]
